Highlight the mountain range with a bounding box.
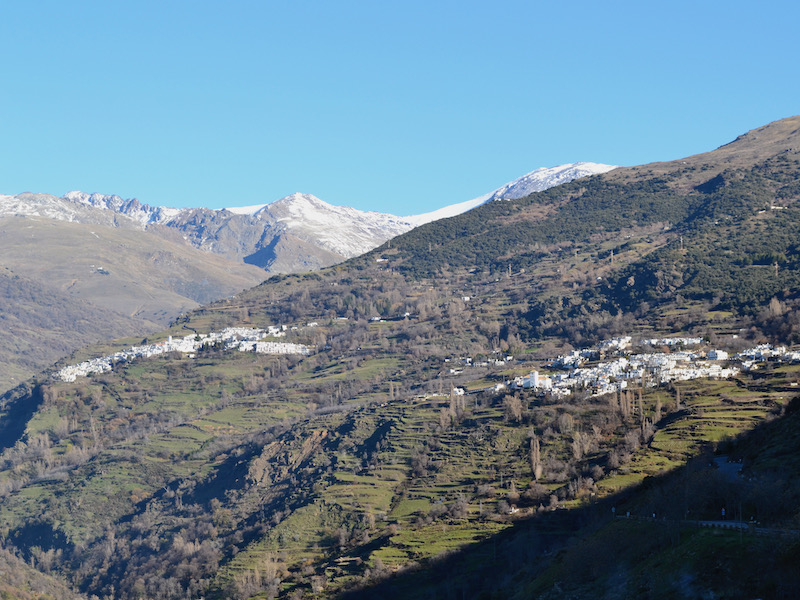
[0,163,614,392]
[1,162,616,272]
[2,118,800,599]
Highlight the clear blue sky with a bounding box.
[1,1,798,216]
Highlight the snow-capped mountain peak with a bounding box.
[256,193,412,257]
[403,162,617,226]
[258,193,331,216]
[64,190,126,210]
[2,161,617,274]
[63,191,184,225]
[486,162,617,201]
[221,193,332,217]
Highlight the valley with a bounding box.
[1,116,800,598]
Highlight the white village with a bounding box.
[509,337,800,399]
[57,324,800,405]
[56,326,311,382]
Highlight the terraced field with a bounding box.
[2,323,797,600]
[209,363,797,596]
[600,370,794,495]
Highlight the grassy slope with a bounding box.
[0,297,794,599]
[0,216,266,321]
[338,373,800,600]
[515,393,800,600]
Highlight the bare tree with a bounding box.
[529,434,542,481]
[503,395,523,422]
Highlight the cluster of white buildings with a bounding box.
[736,344,800,370]
[598,336,633,353]
[551,348,595,370]
[642,336,704,347]
[511,337,800,399]
[552,336,708,371]
[56,327,310,382]
[446,352,513,375]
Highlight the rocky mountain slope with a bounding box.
[2,118,799,599]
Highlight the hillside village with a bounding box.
[56,324,800,401]
[511,337,800,398]
[56,326,310,382]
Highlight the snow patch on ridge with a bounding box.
[487,162,618,200]
[402,194,493,227]
[260,193,412,257]
[1,192,85,222]
[403,162,617,227]
[223,203,269,215]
